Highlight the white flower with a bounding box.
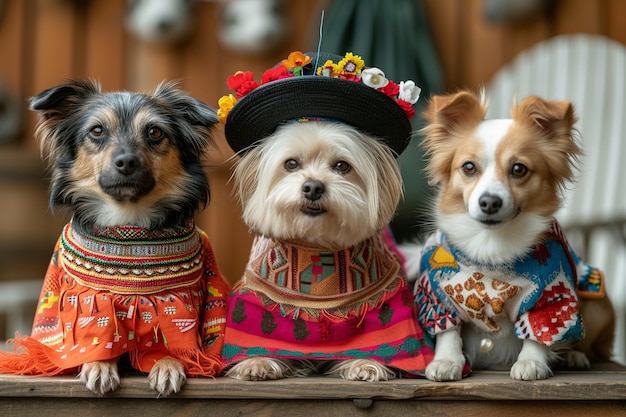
[361,67,389,89]
[398,80,421,104]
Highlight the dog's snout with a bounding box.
[114,153,140,176]
[479,193,503,214]
[302,180,325,201]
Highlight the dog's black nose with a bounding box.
[114,153,140,176]
[302,180,325,201]
[479,193,503,214]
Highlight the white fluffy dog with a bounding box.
[218,50,434,382]
[225,121,404,381]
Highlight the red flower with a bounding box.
[235,81,260,98]
[261,65,293,84]
[338,73,359,81]
[379,80,399,98]
[227,71,255,90]
[227,71,260,98]
[396,99,416,119]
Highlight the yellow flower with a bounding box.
[316,59,339,77]
[217,94,237,124]
[337,52,364,78]
[281,51,313,70]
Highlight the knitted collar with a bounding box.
[60,219,204,294]
[242,233,403,309]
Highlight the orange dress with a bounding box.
[0,220,230,377]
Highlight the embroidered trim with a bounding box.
[60,221,204,294]
[241,234,403,314]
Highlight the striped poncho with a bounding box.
[0,219,230,377]
[222,232,434,376]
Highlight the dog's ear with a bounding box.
[420,90,487,186]
[423,90,486,130]
[514,96,582,185]
[153,81,218,128]
[31,80,101,161]
[153,81,219,160]
[513,96,577,138]
[29,81,101,212]
[30,80,101,114]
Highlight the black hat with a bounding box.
[218,51,421,156]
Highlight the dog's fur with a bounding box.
[403,90,614,381]
[31,80,218,395]
[225,121,403,381]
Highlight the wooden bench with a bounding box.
[0,362,624,416]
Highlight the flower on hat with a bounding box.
[396,99,416,119]
[336,52,364,80]
[227,71,259,99]
[281,51,313,76]
[379,80,400,99]
[261,65,293,84]
[217,51,421,123]
[217,94,237,124]
[316,59,339,77]
[361,67,389,89]
[398,80,421,104]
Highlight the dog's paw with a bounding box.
[148,357,186,397]
[565,350,591,369]
[510,359,553,380]
[225,358,291,381]
[425,359,463,382]
[79,360,120,395]
[325,359,395,382]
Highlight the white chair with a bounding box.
[486,34,626,364]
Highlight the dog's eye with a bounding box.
[461,162,477,176]
[334,161,351,174]
[89,126,104,138]
[511,163,528,178]
[284,159,299,171]
[148,127,165,141]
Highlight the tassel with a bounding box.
[0,336,74,376]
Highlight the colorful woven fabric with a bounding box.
[0,220,230,377]
[222,233,435,376]
[414,220,605,346]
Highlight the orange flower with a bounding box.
[281,51,312,70]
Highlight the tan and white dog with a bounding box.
[403,90,614,381]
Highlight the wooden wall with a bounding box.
[0,0,625,284]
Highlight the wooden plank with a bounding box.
[178,2,221,109]
[0,0,28,145]
[198,167,253,285]
[554,0,603,34]
[25,0,78,149]
[30,0,78,93]
[82,0,126,89]
[607,0,626,46]
[1,398,625,417]
[422,0,460,90]
[1,367,626,417]
[457,0,507,90]
[0,365,624,401]
[496,14,552,75]
[0,0,27,94]
[125,31,185,92]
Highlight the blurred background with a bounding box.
[0,0,625,364]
